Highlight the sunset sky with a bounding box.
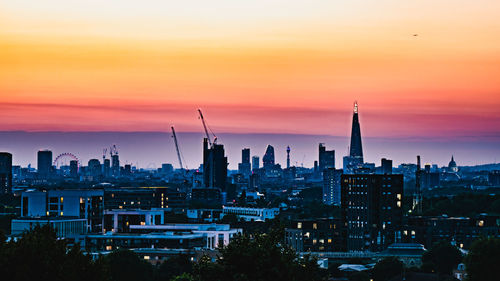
[1,1,500,167]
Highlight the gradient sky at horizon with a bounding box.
[1,1,500,157]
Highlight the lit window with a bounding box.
[328,239,332,243]
[144,256,150,260]
[60,197,64,203]
[297,222,302,229]
[397,201,402,207]
[106,246,112,251]
[397,194,402,200]
[140,222,146,226]
[313,223,317,230]
[478,220,484,227]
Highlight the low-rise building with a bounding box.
[222,206,279,222]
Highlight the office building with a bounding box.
[103,159,111,177]
[11,217,87,237]
[341,174,404,251]
[104,187,186,210]
[0,152,12,193]
[88,159,101,178]
[262,145,275,169]
[203,138,228,192]
[381,158,393,174]
[238,148,251,178]
[161,163,174,174]
[104,209,165,233]
[319,143,335,173]
[323,168,342,205]
[111,154,120,177]
[489,170,500,186]
[70,160,78,178]
[21,189,104,233]
[37,150,53,178]
[252,156,260,171]
[222,206,279,222]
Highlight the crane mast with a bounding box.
[197,109,216,146]
[171,126,184,170]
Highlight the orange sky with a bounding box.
[1,1,500,137]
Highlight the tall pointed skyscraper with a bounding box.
[349,101,363,162]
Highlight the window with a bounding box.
[313,223,317,230]
[297,222,302,229]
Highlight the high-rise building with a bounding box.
[349,102,363,161]
[37,150,53,179]
[381,158,393,174]
[0,152,13,194]
[412,156,423,213]
[88,159,101,178]
[203,138,228,192]
[262,145,275,169]
[103,159,111,177]
[238,148,251,178]
[341,174,403,251]
[111,154,120,177]
[252,156,260,171]
[69,160,78,178]
[161,163,174,174]
[319,143,335,173]
[323,168,342,205]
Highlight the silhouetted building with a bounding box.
[489,170,500,186]
[422,164,440,189]
[238,148,251,178]
[252,156,260,171]
[37,150,53,178]
[323,168,342,205]
[319,143,335,174]
[413,156,423,213]
[103,159,111,177]
[286,146,291,169]
[111,154,120,177]
[0,152,12,194]
[381,158,393,174]
[123,164,132,176]
[104,187,186,210]
[448,155,458,173]
[88,159,101,178]
[203,138,228,192]
[161,163,174,174]
[69,160,78,178]
[349,102,363,162]
[341,174,404,251]
[262,145,275,169]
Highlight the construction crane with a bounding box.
[197,109,217,147]
[171,126,184,170]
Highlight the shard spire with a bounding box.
[349,101,363,161]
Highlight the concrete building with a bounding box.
[323,168,342,205]
[104,209,165,233]
[11,217,87,237]
[222,206,279,222]
[341,174,404,251]
[21,189,104,233]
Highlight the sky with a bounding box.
[1,1,500,167]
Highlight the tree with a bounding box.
[192,229,324,281]
[372,257,404,281]
[155,254,193,281]
[0,224,106,281]
[422,240,462,275]
[103,249,153,281]
[464,237,500,281]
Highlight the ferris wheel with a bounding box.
[53,153,80,168]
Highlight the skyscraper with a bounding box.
[349,101,363,161]
[238,148,251,178]
[111,154,120,177]
[88,159,101,178]
[343,102,364,174]
[262,145,275,169]
[0,152,12,194]
[252,156,260,171]
[37,150,53,178]
[323,168,342,205]
[203,138,228,192]
[319,143,335,173]
[70,160,78,178]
